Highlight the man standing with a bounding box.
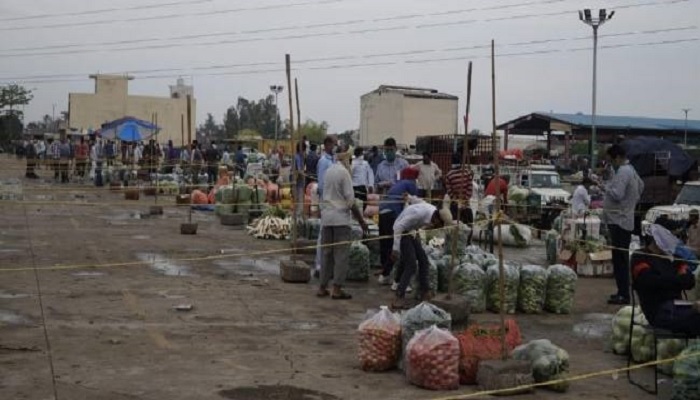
[375,138,408,194]
[75,137,89,180]
[367,146,384,175]
[485,175,509,204]
[294,143,306,216]
[416,152,442,200]
[48,138,60,181]
[58,137,71,183]
[305,143,319,183]
[351,146,374,210]
[24,139,38,179]
[444,164,475,241]
[205,142,221,184]
[571,178,593,216]
[317,152,368,300]
[686,210,700,253]
[603,144,644,305]
[90,139,104,187]
[313,136,337,276]
[391,201,451,309]
[234,145,247,178]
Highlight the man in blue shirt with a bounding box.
[377,167,419,289]
[234,146,247,178]
[375,137,409,194]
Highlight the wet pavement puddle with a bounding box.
[137,253,195,277]
[573,313,614,339]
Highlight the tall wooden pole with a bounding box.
[180,114,185,149]
[186,95,193,146]
[492,40,507,360]
[447,62,473,299]
[295,77,306,219]
[154,112,159,206]
[286,54,298,259]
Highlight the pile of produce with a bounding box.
[400,302,451,369]
[658,339,690,376]
[262,205,287,219]
[512,339,570,392]
[672,342,700,399]
[452,263,487,313]
[444,223,472,256]
[405,325,460,391]
[486,262,520,314]
[509,186,530,204]
[544,265,577,314]
[348,241,370,282]
[358,306,401,372]
[246,216,291,239]
[456,319,522,384]
[517,265,548,314]
[611,306,652,359]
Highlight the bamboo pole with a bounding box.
[154,112,159,206]
[491,40,507,360]
[295,78,305,219]
[447,62,473,299]
[181,114,185,149]
[286,54,298,260]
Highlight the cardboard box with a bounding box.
[577,250,613,277]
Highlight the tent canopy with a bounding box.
[622,137,696,177]
[100,116,160,141]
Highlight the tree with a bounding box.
[298,119,328,144]
[199,113,224,141]
[0,114,22,147]
[0,84,33,117]
[337,130,356,147]
[222,96,281,139]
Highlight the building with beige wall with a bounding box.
[359,85,458,147]
[68,75,196,145]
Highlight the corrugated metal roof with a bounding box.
[535,112,700,132]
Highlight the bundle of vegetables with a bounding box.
[486,263,520,314]
[262,205,288,219]
[545,230,559,265]
[358,306,402,372]
[400,302,451,370]
[517,265,548,314]
[456,319,522,384]
[435,255,452,293]
[444,223,471,256]
[610,306,654,361]
[658,339,690,376]
[672,342,700,399]
[509,186,530,204]
[246,216,291,239]
[544,265,577,314]
[215,204,233,216]
[233,184,253,214]
[215,185,234,204]
[347,241,370,282]
[405,325,460,391]
[452,263,487,313]
[512,339,570,392]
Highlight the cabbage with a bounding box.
[512,339,569,392]
[347,242,370,282]
[610,306,655,364]
[453,263,487,313]
[517,265,548,314]
[544,265,577,314]
[672,341,700,399]
[486,262,520,314]
[445,223,471,256]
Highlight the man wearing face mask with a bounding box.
[313,136,338,278]
[375,138,409,194]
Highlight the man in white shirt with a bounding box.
[571,178,593,216]
[318,152,368,300]
[351,147,374,211]
[391,201,452,309]
[416,152,442,200]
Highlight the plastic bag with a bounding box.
[672,341,700,400]
[544,265,577,314]
[453,263,487,313]
[518,265,548,314]
[512,339,570,392]
[347,241,370,282]
[406,325,460,390]
[358,306,402,372]
[456,319,522,384]
[444,223,471,256]
[658,339,689,376]
[400,302,451,369]
[486,262,520,314]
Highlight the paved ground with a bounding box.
[0,158,657,400]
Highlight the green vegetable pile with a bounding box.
[512,339,570,392]
[544,265,577,314]
[444,223,471,256]
[486,262,520,314]
[610,306,654,363]
[263,205,288,219]
[517,265,548,314]
[347,241,370,282]
[658,339,689,376]
[453,263,487,313]
[672,341,700,399]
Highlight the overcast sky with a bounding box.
[2,0,698,134]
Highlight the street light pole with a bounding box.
[683,108,691,147]
[579,8,614,168]
[270,85,284,151]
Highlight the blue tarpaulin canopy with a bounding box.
[100,117,159,142]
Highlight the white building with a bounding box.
[359,85,459,147]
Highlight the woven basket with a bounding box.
[280,260,311,283]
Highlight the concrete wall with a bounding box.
[359,90,458,147]
[68,75,196,145]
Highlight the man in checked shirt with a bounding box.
[443,163,475,245]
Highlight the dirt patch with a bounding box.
[219,385,340,400]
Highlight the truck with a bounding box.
[505,165,570,231]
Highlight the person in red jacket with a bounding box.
[632,224,699,335]
[485,175,509,204]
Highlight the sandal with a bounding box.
[331,291,352,300]
[316,288,330,298]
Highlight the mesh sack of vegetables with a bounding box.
[517,265,548,314]
[400,302,452,370]
[658,339,690,376]
[405,325,460,391]
[486,262,520,314]
[350,224,364,241]
[611,306,635,355]
[456,319,522,384]
[672,341,700,400]
[544,265,577,314]
[610,306,653,359]
[452,263,487,313]
[512,339,570,392]
[347,241,370,282]
[358,306,402,372]
[435,256,452,293]
[445,223,471,256]
[412,259,439,300]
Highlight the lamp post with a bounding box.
[579,8,614,168]
[683,108,691,147]
[269,85,284,150]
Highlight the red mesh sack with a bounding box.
[406,325,460,391]
[358,306,401,372]
[191,190,208,205]
[457,319,522,384]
